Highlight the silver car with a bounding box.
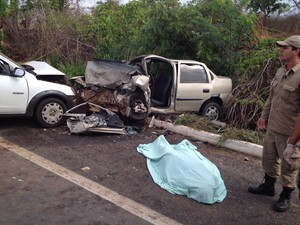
[129,55,232,120]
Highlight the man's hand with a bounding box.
[257,117,266,130]
[283,144,295,164]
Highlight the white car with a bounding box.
[0,53,75,127]
[128,55,233,120]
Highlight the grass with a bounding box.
[174,113,264,146]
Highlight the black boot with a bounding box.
[248,174,276,196]
[274,187,294,212]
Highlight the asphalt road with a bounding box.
[0,117,299,225]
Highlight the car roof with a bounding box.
[170,59,203,64]
[129,54,204,65]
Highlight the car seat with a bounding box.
[151,72,172,107]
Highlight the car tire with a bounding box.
[200,101,221,121]
[34,98,67,128]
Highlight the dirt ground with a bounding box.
[0,117,300,225]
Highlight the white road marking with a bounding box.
[0,137,182,225]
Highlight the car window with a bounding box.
[0,59,11,76]
[148,60,172,78]
[180,63,208,83]
[209,71,214,80]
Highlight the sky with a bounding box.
[80,0,127,7]
[80,0,97,7]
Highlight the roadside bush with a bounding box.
[59,63,86,79]
[225,38,281,129]
[3,2,95,63]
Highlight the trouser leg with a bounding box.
[262,129,297,188]
[262,129,281,179]
[248,129,279,196]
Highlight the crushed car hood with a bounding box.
[23,61,66,76]
[22,61,69,85]
[85,59,141,89]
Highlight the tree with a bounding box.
[233,0,251,11]
[247,0,288,19]
[136,0,258,77]
[137,0,188,58]
[0,0,8,27]
[291,0,300,10]
[0,0,8,50]
[87,0,150,59]
[198,0,258,77]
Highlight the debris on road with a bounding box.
[64,102,126,134]
[81,167,91,172]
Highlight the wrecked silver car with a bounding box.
[71,54,232,124]
[128,55,232,120]
[71,59,151,121]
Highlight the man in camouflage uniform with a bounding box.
[248,35,300,212]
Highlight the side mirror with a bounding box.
[13,68,25,77]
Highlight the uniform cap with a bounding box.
[276,35,300,49]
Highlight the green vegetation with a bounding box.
[0,0,260,77]
[58,63,86,79]
[247,0,289,18]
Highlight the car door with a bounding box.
[175,62,212,112]
[0,59,28,114]
[135,55,176,108]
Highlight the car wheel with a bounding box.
[35,98,67,128]
[200,102,221,121]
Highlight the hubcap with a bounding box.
[42,102,64,124]
[205,106,219,120]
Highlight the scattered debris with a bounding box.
[64,102,126,134]
[81,167,91,172]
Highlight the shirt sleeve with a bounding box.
[261,96,271,119]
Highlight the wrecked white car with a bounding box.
[0,53,75,128]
